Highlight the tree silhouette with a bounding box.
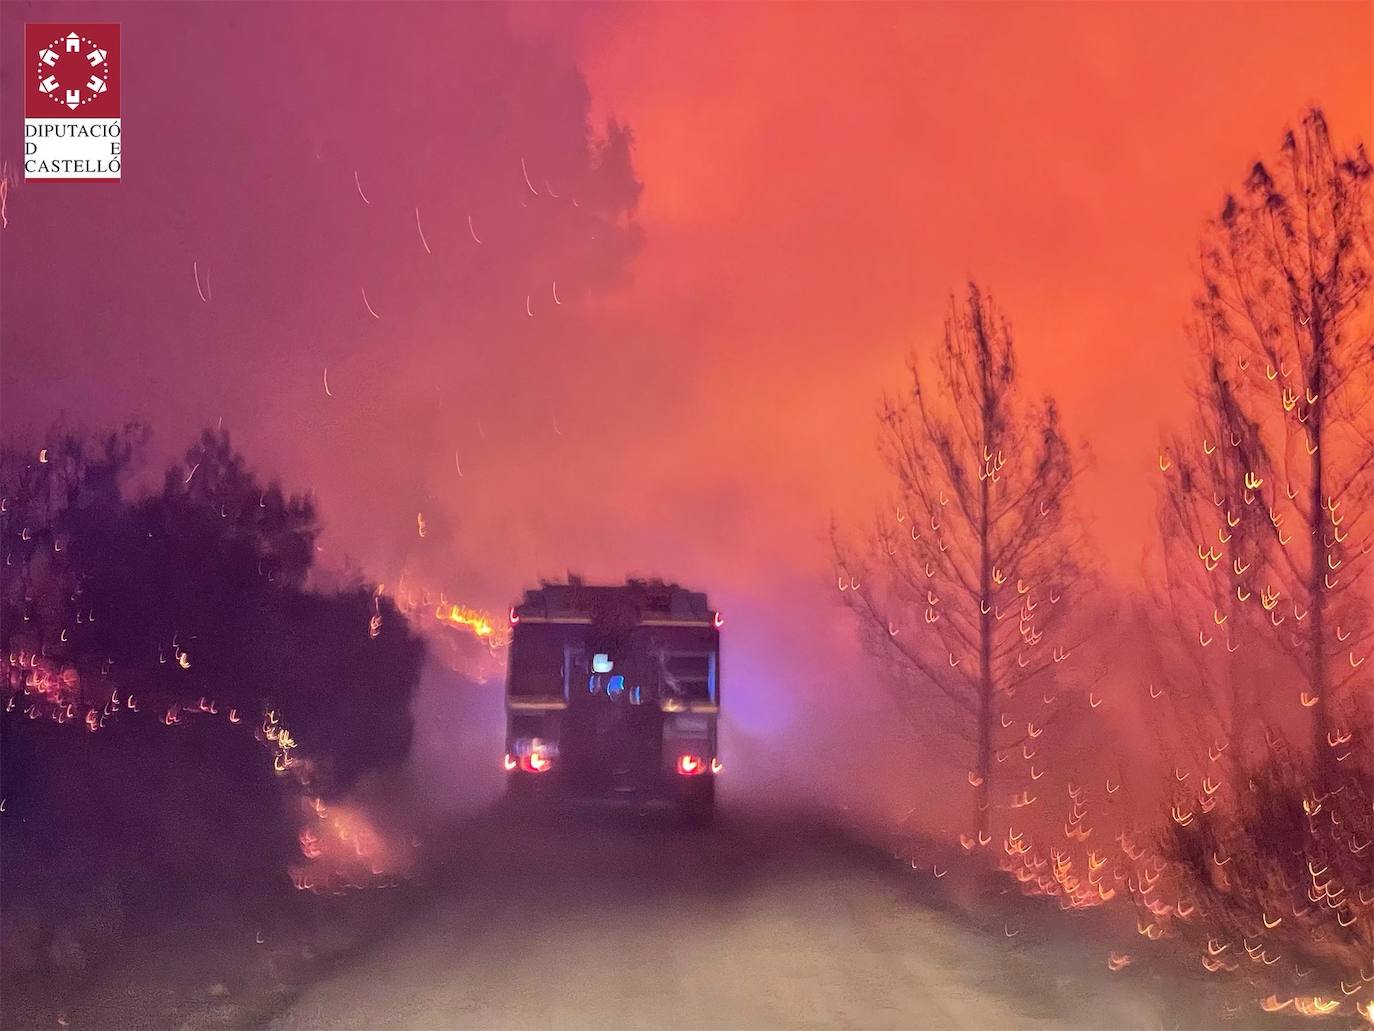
[837,283,1086,839]
[1156,108,1373,786]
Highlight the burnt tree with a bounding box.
[1157,108,1373,787]
[837,283,1085,839]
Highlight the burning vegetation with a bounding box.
[1140,106,1374,1020]
[846,108,1373,1023]
[1,427,427,979]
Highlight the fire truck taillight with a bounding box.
[676,754,709,776]
[713,611,725,628]
[522,753,554,774]
[502,754,518,772]
[710,757,723,774]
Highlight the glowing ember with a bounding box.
[288,800,414,894]
[1,647,411,895]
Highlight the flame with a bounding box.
[3,649,410,895]
[376,582,509,682]
[435,603,497,639]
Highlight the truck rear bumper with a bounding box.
[505,770,714,816]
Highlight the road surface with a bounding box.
[272,806,1176,1030]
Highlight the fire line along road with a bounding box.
[270,808,1181,1031]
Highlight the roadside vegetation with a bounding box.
[845,107,1374,1024]
[1,426,426,1026]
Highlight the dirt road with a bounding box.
[271,806,1178,1030]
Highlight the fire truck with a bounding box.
[502,578,721,823]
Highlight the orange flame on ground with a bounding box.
[3,651,411,894]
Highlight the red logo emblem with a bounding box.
[25,24,119,119]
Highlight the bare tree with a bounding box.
[1157,108,1373,787]
[836,283,1086,839]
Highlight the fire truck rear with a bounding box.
[502,578,721,823]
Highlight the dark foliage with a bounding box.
[1,425,425,975]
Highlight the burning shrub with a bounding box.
[1142,730,1374,1019]
[1,426,427,975]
